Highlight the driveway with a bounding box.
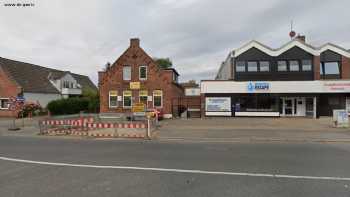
[159,117,350,143]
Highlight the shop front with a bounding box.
[201,80,350,118]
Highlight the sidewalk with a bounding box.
[158,117,350,143]
[0,117,41,137]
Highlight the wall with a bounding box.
[0,66,20,117]
[23,92,61,107]
[185,88,200,96]
[216,53,232,80]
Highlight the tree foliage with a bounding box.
[154,57,173,69]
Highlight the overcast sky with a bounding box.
[1,0,350,84]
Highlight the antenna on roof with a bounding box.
[289,20,296,40]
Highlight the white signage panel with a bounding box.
[201,80,350,94]
[205,97,231,112]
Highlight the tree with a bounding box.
[188,80,196,84]
[154,57,173,69]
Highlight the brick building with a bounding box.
[98,38,184,118]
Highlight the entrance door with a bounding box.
[284,98,294,115]
[296,98,306,116]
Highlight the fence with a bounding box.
[39,113,158,139]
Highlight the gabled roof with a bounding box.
[0,57,97,94]
[234,39,350,58]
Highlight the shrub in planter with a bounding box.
[18,102,43,118]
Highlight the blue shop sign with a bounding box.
[247,82,270,92]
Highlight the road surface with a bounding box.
[0,136,350,197]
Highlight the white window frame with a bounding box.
[0,98,10,110]
[123,91,132,108]
[153,90,163,108]
[289,60,300,71]
[247,61,258,72]
[139,90,148,104]
[259,61,270,72]
[277,61,287,71]
[302,60,312,71]
[108,91,118,108]
[139,65,147,80]
[123,66,131,81]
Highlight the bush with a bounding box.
[47,97,90,115]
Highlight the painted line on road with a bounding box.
[1,156,350,181]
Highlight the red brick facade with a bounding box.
[341,56,350,79]
[98,38,184,117]
[313,56,321,80]
[0,66,21,117]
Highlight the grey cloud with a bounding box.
[0,0,349,84]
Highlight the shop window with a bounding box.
[153,90,162,108]
[123,90,132,108]
[0,98,9,109]
[139,90,148,105]
[289,60,300,71]
[236,61,245,72]
[259,61,270,72]
[328,96,340,105]
[247,61,258,72]
[109,91,118,108]
[139,65,147,80]
[302,60,312,71]
[238,95,278,112]
[277,61,287,71]
[123,66,131,81]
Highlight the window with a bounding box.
[173,73,178,83]
[289,60,299,71]
[123,66,131,80]
[236,61,245,72]
[109,91,118,108]
[247,61,258,72]
[259,61,270,72]
[0,99,9,109]
[123,90,132,108]
[139,66,147,80]
[324,62,340,75]
[277,61,287,71]
[63,81,69,88]
[153,90,162,108]
[302,60,312,71]
[139,90,148,105]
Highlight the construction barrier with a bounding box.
[39,116,155,139]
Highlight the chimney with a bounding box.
[130,38,140,47]
[296,34,306,42]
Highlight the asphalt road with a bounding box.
[1,136,350,197]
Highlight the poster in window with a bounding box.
[205,97,231,112]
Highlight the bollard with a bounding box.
[147,117,151,139]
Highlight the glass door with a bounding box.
[284,98,294,115]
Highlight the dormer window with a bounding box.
[247,61,258,72]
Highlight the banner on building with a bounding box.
[205,97,231,112]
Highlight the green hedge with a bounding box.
[47,97,91,115]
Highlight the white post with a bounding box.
[282,98,285,116]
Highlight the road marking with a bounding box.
[1,156,350,181]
